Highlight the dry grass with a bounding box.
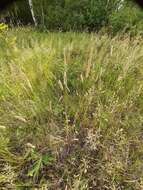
[0,28,143,189]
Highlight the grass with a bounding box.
[0,27,143,189]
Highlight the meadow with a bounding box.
[0,28,143,189]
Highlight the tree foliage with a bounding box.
[1,0,143,34]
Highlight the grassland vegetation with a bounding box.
[0,27,143,189]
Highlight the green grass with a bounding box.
[0,28,143,189]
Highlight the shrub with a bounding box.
[109,3,143,35]
[3,0,127,32]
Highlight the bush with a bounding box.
[2,0,143,34]
[5,0,121,31]
[109,3,143,35]
[33,0,111,31]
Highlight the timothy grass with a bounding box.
[0,28,143,189]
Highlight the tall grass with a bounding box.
[0,28,143,189]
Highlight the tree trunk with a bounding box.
[28,0,37,26]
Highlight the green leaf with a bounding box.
[28,157,43,178]
[42,154,54,165]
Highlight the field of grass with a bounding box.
[0,28,143,189]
